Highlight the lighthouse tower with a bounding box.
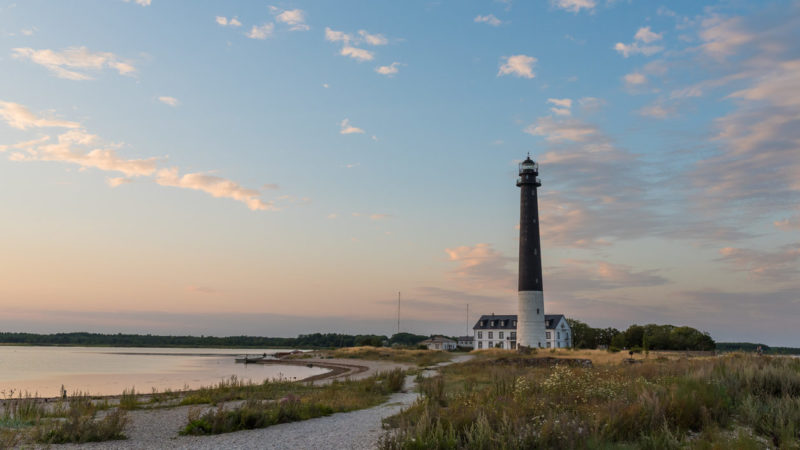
[516,154,546,349]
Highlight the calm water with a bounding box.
[0,346,328,397]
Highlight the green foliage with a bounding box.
[567,319,715,351]
[380,353,800,449]
[389,332,429,347]
[34,408,127,444]
[182,369,406,435]
[119,387,139,410]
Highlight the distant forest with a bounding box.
[0,331,429,349]
[567,320,716,351]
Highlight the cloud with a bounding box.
[107,177,134,187]
[774,214,800,231]
[125,0,151,6]
[615,28,665,58]
[271,8,309,31]
[634,26,663,44]
[12,47,135,80]
[524,117,597,142]
[699,16,753,59]
[340,46,374,61]
[10,129,159,177]
[369,213,392,220]
[498,54,536,79]
[2,101,287,212]
[358,30,387,46]
[325,27,352,43]
[614,42,663,58]
[547,259,669,291]
[339,118,365,134]
[375,62,402,76]
[474,14,502,26]
[445,243,515,290]
[551,0,595,13]
[717,244,800,281]
[216,16,242,27]
[247,23,274,40]
[158,96,179,107]
[623,72,646,86]
[547,98,572,116]
[155,168,276,211]
[0,101,80,130]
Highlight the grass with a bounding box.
[380,351,800,449]
[1,390,127,445]
[323,346,453,367]
[181,368,406,435]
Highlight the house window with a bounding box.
[480,321,485,326]
[547,342,551,348]
[477,331,483,339]
[488,332,493,339]
[562,323,566,329]
[499,332,504,339]
[511,342,516,350]
[498,342,504,349]
[546,331,551,339]
[478,341,483,349]
[488,341,492,347]
[557,332,560,339]
[490,321,495,327]
[536,308,539,314]
[510,332,516,339]
[512,320,516,327]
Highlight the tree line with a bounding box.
[0,331,430,349]
[566,319,716,351]
[715,342,800,355]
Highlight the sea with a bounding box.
[0,346,328,397]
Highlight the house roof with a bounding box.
[421,336,456,344]
[472,314,568,330]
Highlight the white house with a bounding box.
[456,336,474,348]
[472,314,572,350]
[421,336,457,351]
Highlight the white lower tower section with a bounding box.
[517,290,546,348]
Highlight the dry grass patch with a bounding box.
[325,346,453,367]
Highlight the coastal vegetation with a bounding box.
[324,347,453,367]
[717,342,800,355]
[380,351,800,449]
[1,391,127,445]
[181,369,406,435]
[567,320,716,351]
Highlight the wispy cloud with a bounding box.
[12,46,135,80]
[718,244,800,281]
[623,72,646,86]
[157,96,179,107]
[270,7,309,31]
[445,243,515,291]
[547,98,572,116]
[498,54,536,79]
[155,168,276,211]
[0,101,80,129]
[340,118,365,134]
[474,14,503,26]
[340,46,373,61]
[615,27,664,58]
[215,16,242,27]
[551,0,595,14]
[247,23,274,40]
[375,62,402,76]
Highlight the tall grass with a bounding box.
[329,347,453,366]
[182,368,406,435]
[381,353,800,449]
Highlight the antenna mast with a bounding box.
[397,291,401,335]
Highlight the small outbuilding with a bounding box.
[421,336,457,351]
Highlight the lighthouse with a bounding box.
[516,154,546,349]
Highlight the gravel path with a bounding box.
[42,359,417,450]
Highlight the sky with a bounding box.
[0,0,798,346]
